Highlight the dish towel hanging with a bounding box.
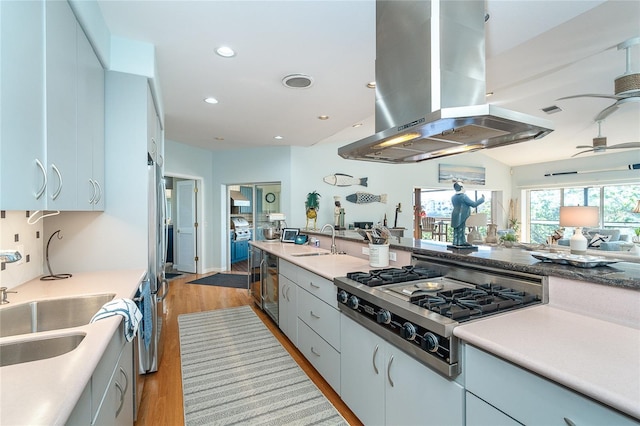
[91,298,142,342]
[139,280,152,349]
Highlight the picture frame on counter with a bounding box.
[281,228,300,243]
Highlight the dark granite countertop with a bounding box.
[304,229,640,290]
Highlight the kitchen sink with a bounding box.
[0,334,85,367]
[0,294,115,338]
[291,252,332,257]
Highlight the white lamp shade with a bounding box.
[559,206,599,228]
[559,206,598,254]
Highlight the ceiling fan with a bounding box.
[558,36,640,121]
[572,120,640,157]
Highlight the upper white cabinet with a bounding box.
[0,0,46,210]
[46,1,105,211]
[0,0,104,211]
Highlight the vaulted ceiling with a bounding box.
[97,0,640,166]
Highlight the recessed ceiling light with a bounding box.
[318,115,329,120]
[485,92,494,97]
[282,74,314,89]
[215,46,236,58]
[366,81,376,89]
[352,123,363,128]
[215,136,224,141]
[274,135,284,140]
[204,97,218,104]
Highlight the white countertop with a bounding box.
[252,240,372,280]
[455,305,640,420]
[0,269,145,426]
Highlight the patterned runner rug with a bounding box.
[178,306,348,425]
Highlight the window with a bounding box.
[527,184,639,244]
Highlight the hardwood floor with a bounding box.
[134,271,363,426]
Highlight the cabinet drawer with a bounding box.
[297,268,337,308]
[92,322,126,420]
[279,259,298,282]
[297,319,341,395]
[297,288,340,350]
[466,345,638,425]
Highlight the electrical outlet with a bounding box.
[362,247,370,255]
[16,245,25,265]
[389,251,397,261]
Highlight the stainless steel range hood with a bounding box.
[230,190,250,207]
[338,0,554,164]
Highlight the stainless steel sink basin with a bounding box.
[0,334,85,367]
[291,252,332,257]
[0,294,115,338]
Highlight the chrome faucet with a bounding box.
[0,250,22,264]
[0,287,18,304]
[320,223,337,254]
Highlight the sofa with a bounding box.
[557,228,631,251]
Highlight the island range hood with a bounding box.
[338,0,554,164]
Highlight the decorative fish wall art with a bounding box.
[346,192,387,204]
[323,173,368,187]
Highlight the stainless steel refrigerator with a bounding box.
[138,153,169,374]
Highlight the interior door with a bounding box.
[175,179,197,273]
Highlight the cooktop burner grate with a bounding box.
[414,283,539,322]
[346,266,441,287]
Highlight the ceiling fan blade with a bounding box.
[575,145,593,149]
[594,103,620,121]
[608,142,640,149]
[571,148,596,157]
[557,94,626,101]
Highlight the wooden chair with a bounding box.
[421,217,447,241]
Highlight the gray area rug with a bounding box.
[178,306,348,425]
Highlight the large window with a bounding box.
[528,184,639,244]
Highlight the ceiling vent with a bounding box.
[282,73,314,89]
[542,105,563,115]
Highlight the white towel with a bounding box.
[90,298,142,342]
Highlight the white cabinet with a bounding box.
[67,323,134,426]
[465,344,639,426]
[341,315,464,426]
[277,260,341,394]
[0,0,46,210]
[278,274,298,345]
[76,23,105,210]
[46,1,105,211]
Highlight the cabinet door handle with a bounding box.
[88,179,96,204]
[35,159,47,200]
[372,345,379,375]
[309,281,320,289]
[285,286,290,302]
[311,346,320,357]
[94,180,102,204]
[51,164,62,200]
[115,381,125,417]
[310,310,320,319]
[387,355,395,387]
[564,418,577,426]
[119,366,129,396]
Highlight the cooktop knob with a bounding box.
[337,290,348,304]
[347,295,359,310]
[401,322,417,341]
[377,310,391,324]
[422,332,439,352]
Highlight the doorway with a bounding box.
[227,182,281,271]
[165,175,203,274]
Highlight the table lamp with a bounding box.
[559,206,599,254]
[466,213,487,244]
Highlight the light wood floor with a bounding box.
[134,271,363,426]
